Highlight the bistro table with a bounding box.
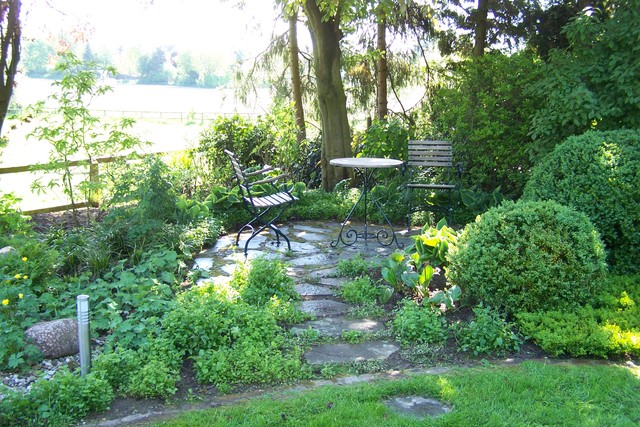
[329,157,404,248]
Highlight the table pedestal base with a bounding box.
[330,165,403,249]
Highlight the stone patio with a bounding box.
[193,220,416,365]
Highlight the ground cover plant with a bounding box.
[146,362,640,427]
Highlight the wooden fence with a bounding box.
[0,152,177,215]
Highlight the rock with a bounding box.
[25,318,79,359]
[0,246,17,257]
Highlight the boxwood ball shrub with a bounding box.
[523,129,640,274]
[448,200,607,315]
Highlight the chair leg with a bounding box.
[407,189,412,232]
[239,204,293,255]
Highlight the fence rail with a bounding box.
[0,151,179,215]
[8,108,258,123]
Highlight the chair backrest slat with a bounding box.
[225,149,251,197]
[407,140,453,167]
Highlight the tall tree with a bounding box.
[0,0,21,137]
[375,16,388,119]
[288,7,307,143]
[303,0,352,191]
[437,0,536,56]
[472,0,490,56]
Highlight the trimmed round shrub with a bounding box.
[523,129,640,274]
[448,200,607,315]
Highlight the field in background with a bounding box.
[1,77,271,212]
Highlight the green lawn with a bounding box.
[148,361,640,426]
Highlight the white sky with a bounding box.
[22,0,283,56]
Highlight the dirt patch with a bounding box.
[30,207,105,233]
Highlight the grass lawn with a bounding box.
[148,361,640,426]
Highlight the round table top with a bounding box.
[329,157,403,169]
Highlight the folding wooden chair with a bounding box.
[225,149,298,255]
[405,140,459,230]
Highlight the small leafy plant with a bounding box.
[392,299,448,346]
[340,276,393,305]
[455,304,523,356]
[381,218,459,304]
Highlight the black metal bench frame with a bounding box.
[405,140,459,229]
[225,149,298,256]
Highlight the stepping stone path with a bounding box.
[194,220,416,366]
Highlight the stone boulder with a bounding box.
[0,246,17,257]
[25,318,79,359]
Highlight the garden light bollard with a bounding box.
[77,295,91,376]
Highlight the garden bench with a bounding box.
[405,140,459,229]
[224,149,298,256]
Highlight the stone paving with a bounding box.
[190,220,452,420]
[194,221,414,362]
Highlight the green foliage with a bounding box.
[456,185,504,223]
[232,257,299,306]
[108,156,179,223]
[429,51,543,198]
[194,114,278,186]
[523,129,640,274]
[126,359,179,399]
[392,299,448,346]
[0,193,31,235]
[194,338,309,390]
[193,106,314,193]
[286,189,350,221]
[28,52,146,224]
[455,304,522,356]
[157,257,309,390]
[382,218,459,303]
[336,254,371,278]
[528,1,640,157]
[516,275,640,358]
[0,237,60,370]
[449,200,607,315]
[0,368,113,427]
[354,118,409,161]
[339,276,393,305]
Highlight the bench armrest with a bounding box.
[251,173,289,186]
[245,165,274,177]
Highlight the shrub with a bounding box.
[455,304,522,356]
[392,299,448,346]
[448,200,607,315]
[528,3,640,157]
[429,51,543,198]
[516,275,640,358]
[523,129,640,274]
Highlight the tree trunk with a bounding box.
[0,0,21,137]
[376,18,388,121]
[303,0,352,191]
[289,10,307,144]
[472,0,489,57]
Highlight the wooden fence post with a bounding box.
[88,160,101,207]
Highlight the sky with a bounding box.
[22,0,283,56]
